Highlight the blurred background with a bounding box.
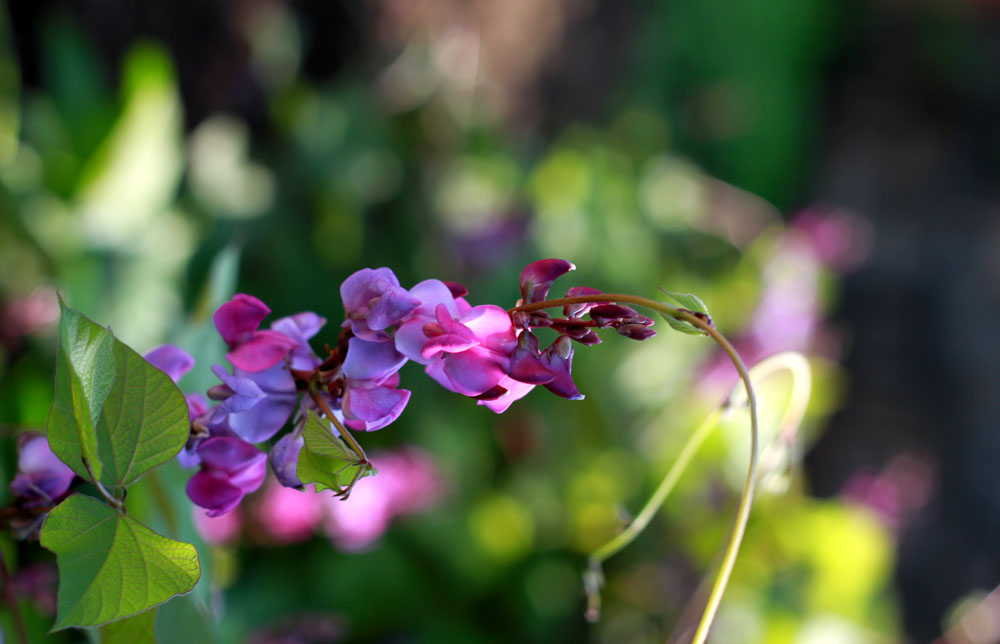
[1,1,999,643]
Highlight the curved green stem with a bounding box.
[513,293,758,644]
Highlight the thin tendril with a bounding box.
[512,293,759,644]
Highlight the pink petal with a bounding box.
[408,279,460,318]
[441,347,509,397]
[187,470,244,517]
[394,318,433,365]
[478,377,535,413]
[225,329,298,372]
[520,259,575,304]
[214,294,271,347]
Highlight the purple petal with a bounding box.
[424,358,459,394]
[443,281,468,298]
[214,294,270,347]
[269,433,304,488]
[228,393,297,443]
[541,336,584,400]
[342,337,407,384]
[143,345,195,383]
[225,329,298,372]
[478,377,535,413]
[272,312,326,370]
[343,385,411,431]
[211,365,266,413]
[228,455,268,494]
[508,332,557,385]
[197,436,266,473]
[186,393,209,421]
[520,259,575,304]
[367,285,421,331]
[408,279,460,319]
[187,470,244,517]
[441,347,509,397]
[394,318,434,365]
[340,268,400,312]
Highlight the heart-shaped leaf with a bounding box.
[41,494,201,630]
[48,303,191,490]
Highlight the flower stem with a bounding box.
[307,383,368,464]
[81,456,124,513]
[513,293,759,644]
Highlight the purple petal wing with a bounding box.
[187,470,244,517]
[143,345,195,383]
[343,385,411,432]
[342,337,408,384]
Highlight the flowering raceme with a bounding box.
[127,259,655,521]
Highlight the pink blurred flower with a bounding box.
[193,505,244,545]
[253,479,325,544]
[322,448,444,551]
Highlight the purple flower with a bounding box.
[9,433,75,509]
[269,433,305,489]
[214,294,299,372]
[210,363,298,443]
[340,337,411,431]
[144,344,207,421]
[271,312,326,370]
[519,259,575,305]
[187,436,268,517]
[340,268,421,341]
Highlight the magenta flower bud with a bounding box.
[519,259,575,304]
[563,287,607,318]
[615,325,657,341]
[443,281,469,298]
[589,304,640,327]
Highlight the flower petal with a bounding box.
[197,436,266,473]
[214,294,270,347]
[520,259,575,304]
[343,385,411,432]
[143,345,195,383]
[226,329,298,372]
[342,337,407,384]
[187,470,244,517]
[269,433,304,488]
[441,347,509,397]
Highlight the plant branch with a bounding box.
[307,383,368,464]
[0,546,28,644]
[513,293,759,644]
[81,457,124,513]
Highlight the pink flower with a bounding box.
[322,448,443,551]
[192,506,244,545]
[395,279,517,397]
[252,478,324,544]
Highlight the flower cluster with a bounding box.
[4,259,656,522]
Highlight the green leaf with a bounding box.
[40,494,200,630]
[296,411,365,493]
[99,607,157,644]
[48,302,191,490]
[659,290,712,336]
[48,299,117,481]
